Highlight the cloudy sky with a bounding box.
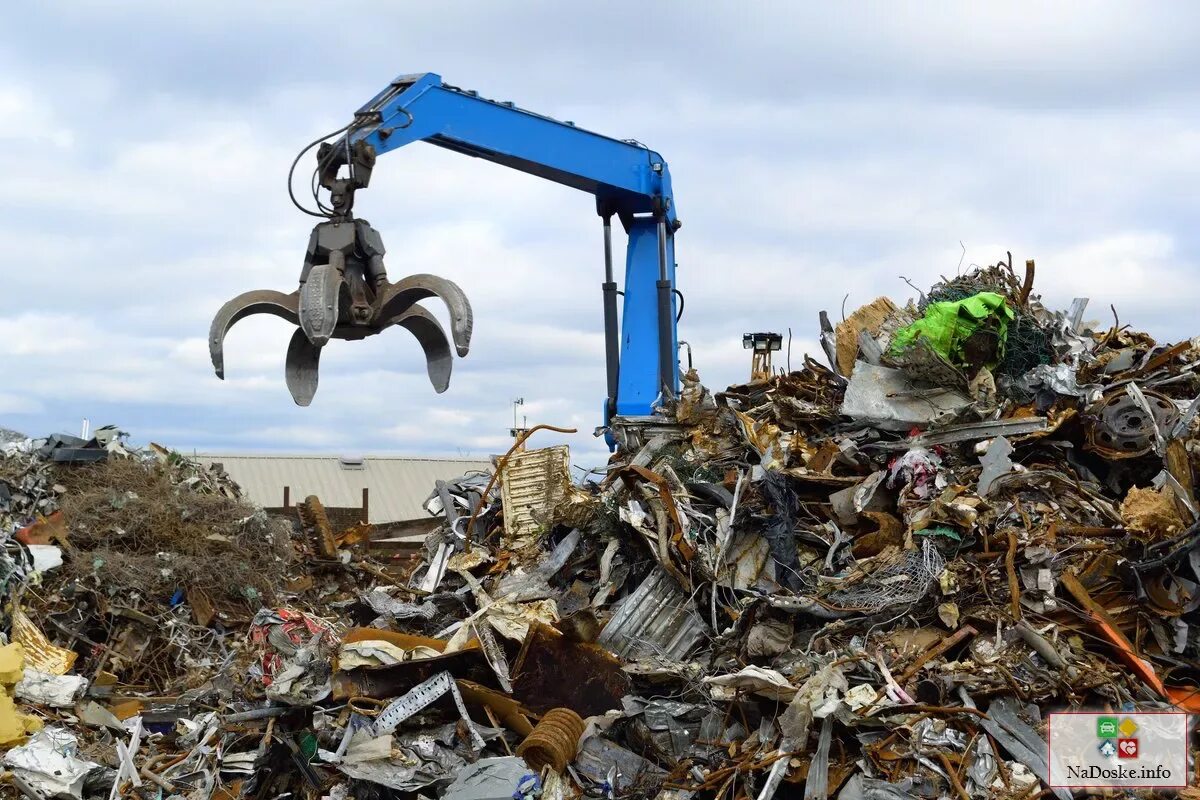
[2,3,1198,469]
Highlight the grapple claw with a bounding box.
[211,216,472,404]
[285,329,322,406]
[379,274,474,357]
[209,289,301,379]
[380,302,455,393]
[298,254,344,347]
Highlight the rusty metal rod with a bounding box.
[1016,621,1065,668]
[895,625,979,687]
[1006,531,1022,621]
[1019,259,1035,306]
[893,704,989,720]
[937,752,971,800]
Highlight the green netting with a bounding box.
[921,268,1054,379]
[995,313,1052,379]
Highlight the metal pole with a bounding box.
[655,219,674,400]
[601,217,620,419]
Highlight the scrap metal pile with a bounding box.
[2,255,1200,799]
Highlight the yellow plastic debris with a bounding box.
[0,691,41,746]
[0,643,24,686]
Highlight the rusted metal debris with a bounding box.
[510,623,631,718]
[8,253,1200,798]
[515,707,584,773]
[297,494,338,558]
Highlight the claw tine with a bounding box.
[209,290,300,379]
[379,274,473,357]
[385,303,454,393]
[285,328,322,406]
[298,261,344,346]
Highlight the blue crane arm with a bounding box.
[338,73,680,422]
[347,73,677,223]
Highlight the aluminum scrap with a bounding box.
[371,671,485,750]
[596,567,707,661]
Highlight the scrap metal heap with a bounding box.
[4,254,1200,798]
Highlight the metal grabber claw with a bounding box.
[209,215,473,405]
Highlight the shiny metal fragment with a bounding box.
[597,568,706,661]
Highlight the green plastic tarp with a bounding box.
[889,292,1013,368]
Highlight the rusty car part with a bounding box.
[1085,386,1180,458]
[515,707,585,773]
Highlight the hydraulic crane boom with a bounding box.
[211,72,680,427]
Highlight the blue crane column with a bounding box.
[620,217,677,417]
[339,73,679,421]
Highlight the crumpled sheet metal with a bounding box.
[841,361,971,431]
[15,669,87,708]
[1016,362,1102,401]
[574,735,666,795]
[974,694,1072,800]
[340,731,473,795]
[361,589,438,621]
[704,665,798,702]
[441,756,534,800]
[837,773,933,800]
[596,567,707,661]
[12,609,77,676]
[4,728,99,800]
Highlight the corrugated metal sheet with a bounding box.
[500,445,570,548]
[597,568,707,661]
[195,454,492,524]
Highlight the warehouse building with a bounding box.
[195,453,492,535]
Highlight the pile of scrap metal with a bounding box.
[388,255,1200,799]
[3,254,1200,799]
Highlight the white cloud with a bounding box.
[0,393,42,415]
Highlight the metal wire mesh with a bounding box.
[828,539,945,611]
[922,275,1053,379]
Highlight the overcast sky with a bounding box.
[2,2,1198,468]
